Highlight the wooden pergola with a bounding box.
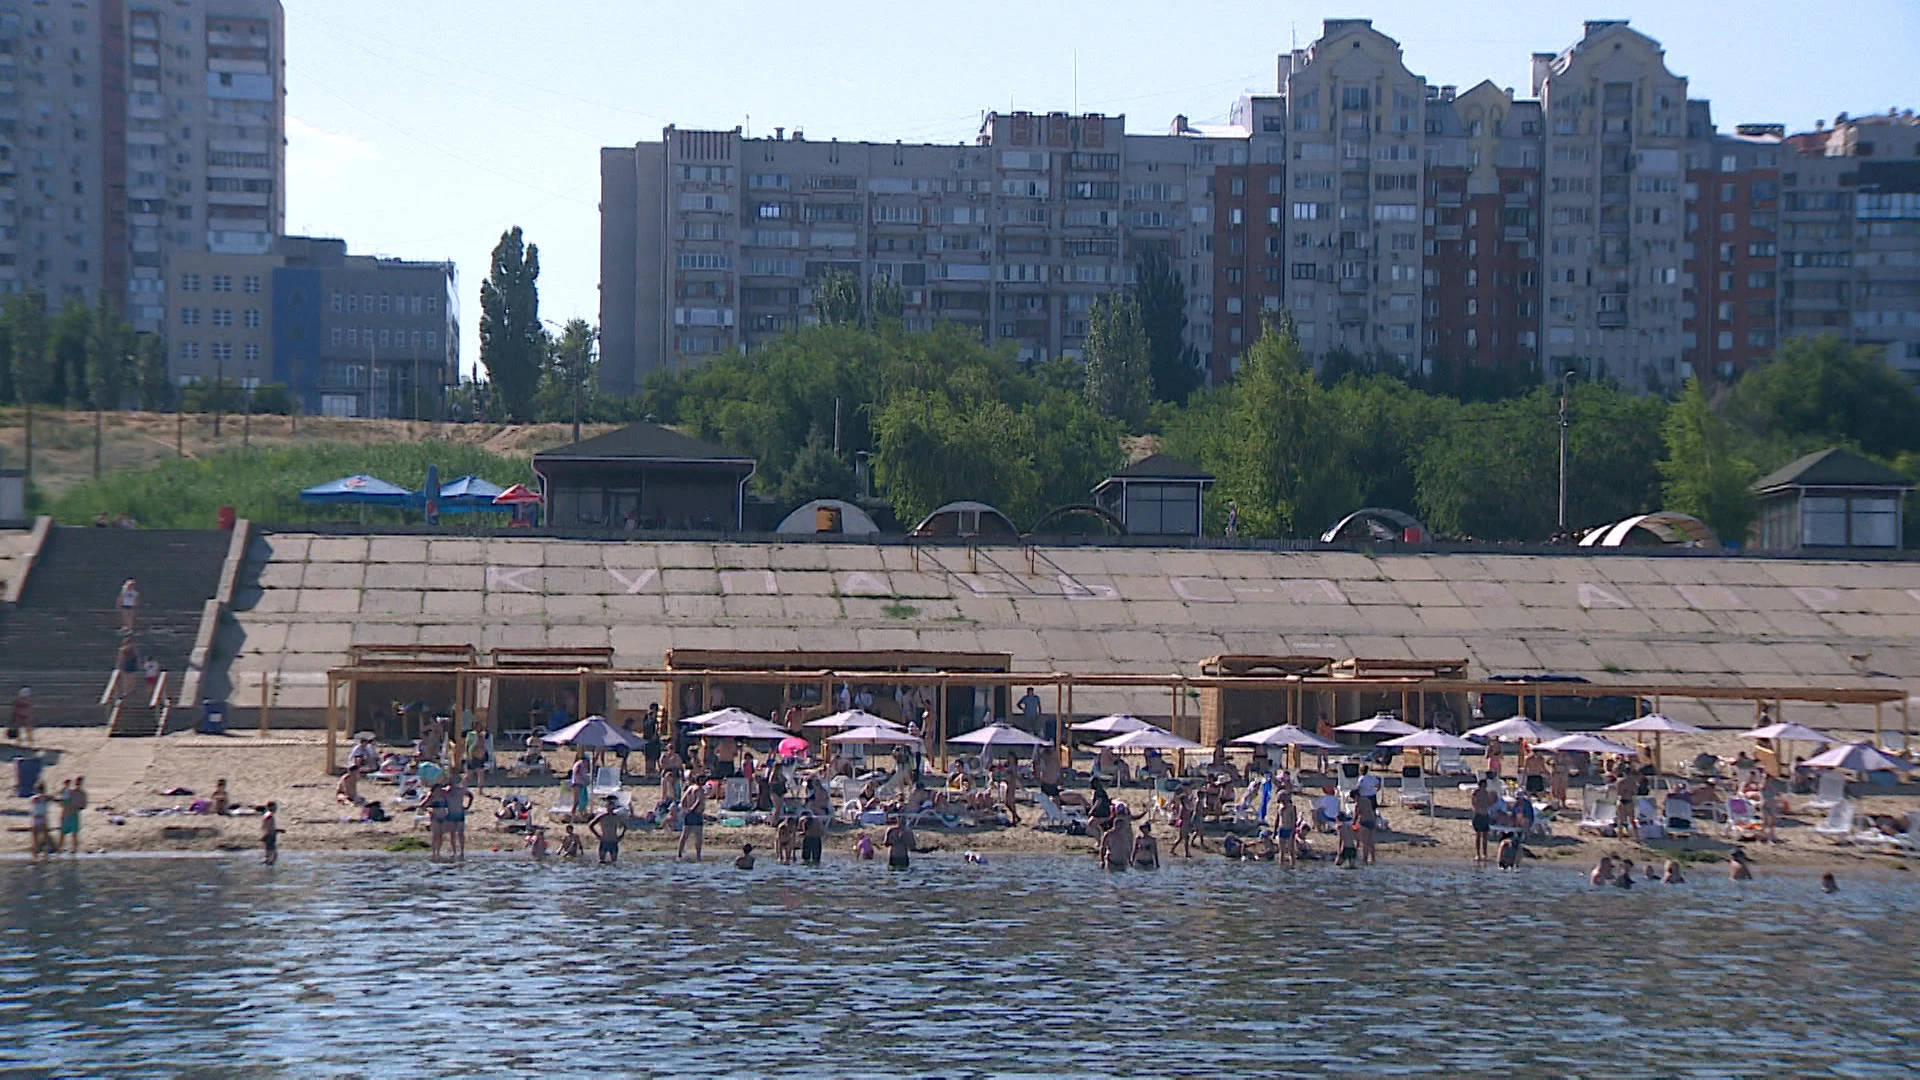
[319,657,1911,774]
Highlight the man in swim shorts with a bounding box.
[590,796,626,864]
[1470,779,1496,863]
[678,772,707,861]
[884,817,915,869]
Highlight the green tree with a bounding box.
[873,386,1037,526]
[532,317,597,424]
[4,293,53,406]
[1728,333,1920,458]
[869,273,904,322]
[1082,292,1150,427]
[1215,312,1355,538]
[776,426,858,507]
[135,332,172,411]
[1135,248,1201,401]
[812,269,862,327]
[49,300,90,406]
[85,300,132,410]
[1413,394,1558,541]
[1660,377,1759,544]
[478,226,544,420]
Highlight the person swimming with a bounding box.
[1729,847,1753,881]
[1496,833,1521,870]
[735,843,756,870]
[1614,858,1636,888]
[1820,871,1837,893]
[1662,859,1684,884]
[1590,856,1616,886]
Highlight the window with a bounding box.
[1229,177,1245,196]
[345,293,358,313]
[180,306,200,326]
[210,309,233,328]
[242,274,261,294]
[211,274,232,293]
[1340,86,1371,111]
[180,272,201,291]
[243,342,260,363]
[177,341,199,360]
[379,294,391,314]
[210,342,233,362]
[242,309,261,329]
[1748,241,1776,257]
[426,331,438,349]
[1223,268,1242,284]
[1291,262,1318,280]
[1291,202,1323,220]
[330,290,342,312]
[1124,483,1200,535]
[330,328,342,347]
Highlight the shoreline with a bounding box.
[5,726,1916,876]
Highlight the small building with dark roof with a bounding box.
[1092,453,1215,537]
[1751,448,1914,551]
[532,423,756,531]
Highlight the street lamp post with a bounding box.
[1557,369,1574,540]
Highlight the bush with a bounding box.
[47,439,534,528]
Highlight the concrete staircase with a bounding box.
[0,528,229,726]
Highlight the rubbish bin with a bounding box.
[216,506,237,530]
[14,753,43,798]
[199,699,227,735]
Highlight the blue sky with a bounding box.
[280,0,1920,378]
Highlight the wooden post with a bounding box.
[1875,701,1884,746]
[935,680,947,769]
[578,669,589,721]
[1903,695,1911,750]
[1054,679,1065,765]
[324,674,338,774]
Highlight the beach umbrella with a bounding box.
[685,707,770,730]
[1535,733,1639,757]
[691,716,795,742]
[776,735,810,758]
[803,709,904,731]
[1232,723,1340,750]
[1070,713,1154,734]
[1799,742,1915,774]
[421,463,441,525]
[436,475,508,513]
[1467,716,1563,742]
[416,762,446,784]
[1380,729,1481,750]
[1741,722,1834,745]
[1092,727,1202,751]
[826,725,925,746]
[1336,714,1420,736]
[298,474,411,506]
[542,716,644,751]
[493,482,542,527]
[1605,713,1705,771]
[949,722,1050,749]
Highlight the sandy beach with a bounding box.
[4,726,1916,875]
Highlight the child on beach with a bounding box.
[527,828,550,861]
[775,815,798,864]
[735,843,756,870]
[1277,801,1298,867]
[559,825,583,859]
[261,802,281,865]
[1728,847,1753,881]
[1662,860,1685,884]
[853,833,875,860]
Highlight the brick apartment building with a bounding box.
[599,19,1920,393]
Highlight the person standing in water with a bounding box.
[677,772,707,861]
[1131,822,1160,869]
[1470,779,1496,863]
[59,776,87,855]
[884,816,915,870]
[261,802,282,865]
[589,796,627,864]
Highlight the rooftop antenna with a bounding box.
[744,113,750,138]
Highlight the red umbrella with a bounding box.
[492,484,541,505]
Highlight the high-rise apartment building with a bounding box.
[0,0,284,329]
[601,18,1920,392]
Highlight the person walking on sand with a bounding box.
[463,725,489,794]
[677,772,707,861]
[117,578,140,634]
[10,687,32,746]
[1470,779,1496,863]
[59,776,87,855]
[261,802,282,865]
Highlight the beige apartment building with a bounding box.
[601,18,1920,392]
[0,0,284,333]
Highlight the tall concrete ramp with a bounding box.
[220,533,1920,728]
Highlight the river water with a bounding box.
[1,853,1914,1078]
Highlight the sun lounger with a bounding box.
[1033,791,1086,830]
[1723,796,1761,839]
[1804,771,1846,813]
[1854,809,1918,853]
[590,766,623,799]
[1632,796,1663,840]
[721,777,752,811]
[1435,748,1473,777]
[1578,796,1617,835]
[1663,795,1694,837]
[1397,774,1433,813]
[1811,800,1855,841]
[1528,802,1555,838]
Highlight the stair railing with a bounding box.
[99,667,122,716]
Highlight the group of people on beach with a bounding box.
[24,777,85,858]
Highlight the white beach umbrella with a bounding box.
[1466,715,1563,741]
[1605,714,1706,735]
[1799,742,1915,773]
[1070,713,1155,734]
[684,706,770,730]
[691,716,796,742]
[1093,727,1203,751]
[1742,722,1834,745]
[949,722,1050,749]
[1379,729,1481,751]
[1536,733,1640,757]
[803,709,904,731]
[541,716,644,751]
[1335,714,1420,736]
[1232,723,1341,749]
[826,725,925,746]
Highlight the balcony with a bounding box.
[1504,191,1532,207]
[1337,304,1368,326]
[1435,191,1463,208]
[1597,311,1628,328]
[1433,225,1463,241]
[1338,277,1369,295]
[1503,226,1531,242]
